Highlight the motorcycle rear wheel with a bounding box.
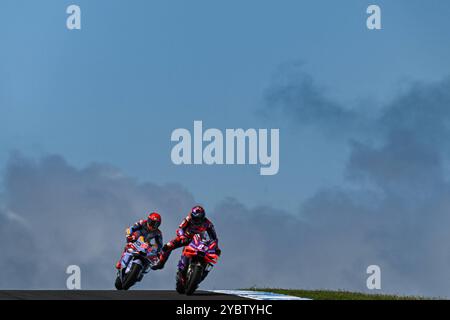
[122,264,142,290]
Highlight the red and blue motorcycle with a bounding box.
[115,236,159,290]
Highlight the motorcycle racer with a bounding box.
[115,212,163,269]
[152,206,220,270]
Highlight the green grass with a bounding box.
[245,288,429,300]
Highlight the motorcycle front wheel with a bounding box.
[185,264,203,295]
[122,263,143,290]
[115,275,123,290]
[176,270,186,294]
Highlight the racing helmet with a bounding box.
[190,206,206,225]
[147,212,162,230]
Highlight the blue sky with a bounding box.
[1,0,450,212]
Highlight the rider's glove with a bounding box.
[216,248,222,256]
[126,235,136,242]
[176,228,185,237]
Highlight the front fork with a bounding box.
[119,254,145,281]
[177,255,189,273]
[118,253,131,281]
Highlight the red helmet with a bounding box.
[190,206,206,225]
[147,212,161,230]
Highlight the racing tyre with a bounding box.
[185,264,203,295]
[115,275,123,290]
[122,264,142,290]
[176,271,186,294]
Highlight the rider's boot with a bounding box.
[152,249,171,270]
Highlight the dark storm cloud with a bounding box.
[0,153,325,291]
[379,79,450,145]
[261,66,450,296]
[0,155,368,291]
[0,153,196,289]
[263,62,366,135]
